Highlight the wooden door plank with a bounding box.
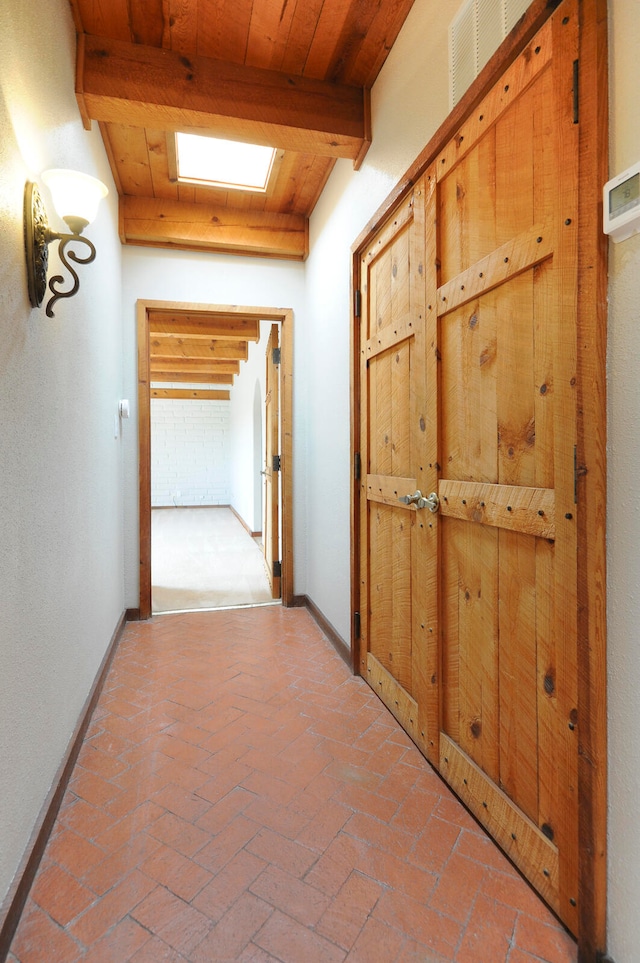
[440,734,560,915]
[439,480,555,539]
[437,225,552,317]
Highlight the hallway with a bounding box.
[8,607,577,963]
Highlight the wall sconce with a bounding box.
[24,169,108,318]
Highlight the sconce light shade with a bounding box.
[42,169,108,235]
[24,170,108,317]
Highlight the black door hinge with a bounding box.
[354,289,361,318]
[272,347,281,365]
[273,560,282,578]
[272,454,281,472]
[572,59,579,124]
[354,451,361,481]
[354,611,361,640]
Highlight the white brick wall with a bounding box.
[151,398,231,506]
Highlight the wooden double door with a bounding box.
[355,1,587,935]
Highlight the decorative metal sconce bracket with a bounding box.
[24,181,97,318]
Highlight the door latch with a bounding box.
[398,490,439,512]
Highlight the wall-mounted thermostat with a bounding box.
[603,161,640,242]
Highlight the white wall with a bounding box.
[229,320,273,532]
[303,0,452,642]
[606,1,640,959]
[0,0,123,912]
[121,248,307,605]
[151,397,231,506]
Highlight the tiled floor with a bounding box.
[8,606,578,962]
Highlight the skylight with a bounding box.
[175,133,276,192]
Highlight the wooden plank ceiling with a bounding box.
[69,0,416,262]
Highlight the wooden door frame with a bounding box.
[137,299,295,618]
[350,1,607,958]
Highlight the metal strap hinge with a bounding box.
[272,347,281,365]
[273,560,282,578]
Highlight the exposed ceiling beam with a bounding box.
[148,313,261,341]
[149,337,249,361]
[150,372,235,384]
[151,389,231,400]
[150,359,241,375]
[76,34,371,166]
[120,196,309,260]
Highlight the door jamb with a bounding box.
[137,299,295,619]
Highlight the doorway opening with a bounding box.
[137,300,294,620]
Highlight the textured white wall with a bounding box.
[121,249,307,605]
[0,0,123,910]
[151,399,231,506]
[303,0,453,643]
[607,1,640,958]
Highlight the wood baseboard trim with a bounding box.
[125,608,141,622]
[293,594,351,668]
[229,505,261,538]
[0,611,128,962]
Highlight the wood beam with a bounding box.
[149,337,249,361]
[120,196,308,260]
[150,359,240,375]
[151,389,230,400]
[76,34,371,165]
[151,372,235,384]
[148,313,260,341]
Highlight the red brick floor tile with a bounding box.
[344,917,404,962]
[129,935,190,962]
[374,889,462,958]
[191,892,274,962]
[82,832,163,895]
[246,827,318,878]
[250,864,331,926]
[46,828,106,878]
[140,842,213,901]
[132,885,212,955]
[69,769,123,808]
[315,870,384,950]
[147,811,211,857]
[81,915,151,962]
[153,782,213,823]
[294,798,351,852]
[454,893,518,962]
[69,869,156,945]
[192,850,268,923]
[427,853,486,923]
[59,798,116,841]
[409,815,462,875]
[253,908,347,963]
[30,862,96,926]
[10,904,83,963]
[194,815,261,875]
[8,607,577,963]
[344,811,415,859]
[513,912,578,963]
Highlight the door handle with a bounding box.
[398,490,440,512]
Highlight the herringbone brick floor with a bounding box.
[8,606,577,962]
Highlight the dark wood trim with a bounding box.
[0,611,128,962]
[576,0,608,959]
[125,607,141,622]
[293,594,351,667]
[229,505,261,538]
